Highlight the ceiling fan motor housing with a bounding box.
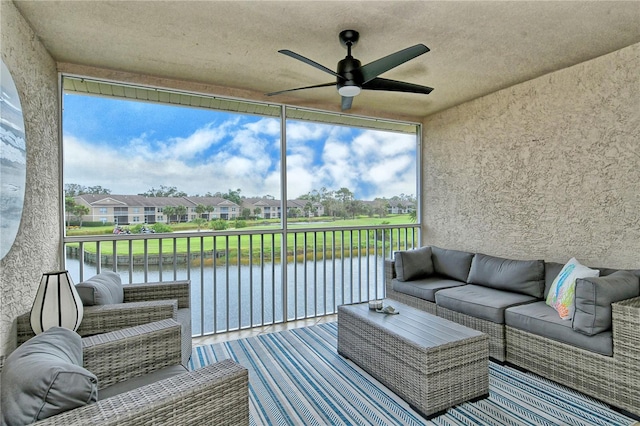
[337,56,363,90]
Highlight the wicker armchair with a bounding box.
[17,280,192,366]
[30,319,248,425]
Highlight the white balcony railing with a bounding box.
[64,224,419,337]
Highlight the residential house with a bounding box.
[286,199,325,218]
[184,196,239,221]
[73,194,240,225]
[386,199,415,215]
[242,197,281,219]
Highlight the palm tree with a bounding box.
[195,204,207,219]
[163,206,175,223]
[192,218,206,231]
[205,205,215,220]
[174,205,187,223]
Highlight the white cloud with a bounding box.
[285,153,317,197]
[64,116,417,200]
[245,118,280,137]
[285,122,330,145]
[165,124,226,160]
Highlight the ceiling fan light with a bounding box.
[338,85,361,97]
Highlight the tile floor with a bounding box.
[191,314,337,347]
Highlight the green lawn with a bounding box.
[66,215,417,259]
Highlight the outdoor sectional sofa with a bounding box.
[384,246,640,417]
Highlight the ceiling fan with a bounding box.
[266,30,433,111]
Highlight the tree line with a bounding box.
[64,183,416,222]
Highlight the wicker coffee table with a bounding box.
[337,301,489,419]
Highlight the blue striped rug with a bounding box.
[190,322,634,425]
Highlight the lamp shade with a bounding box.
[30,270,84,334]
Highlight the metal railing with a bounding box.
[64,224,419,337]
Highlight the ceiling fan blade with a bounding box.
[341,96,353,111]
[360,44,430,84]
[278,50,344,79]
[362,77,434,94]
[266,82,336,96]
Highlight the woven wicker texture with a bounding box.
[506,295,640,416]
[33,359,248,425]
[436,305,506,361]
[24,319,248,425]
[385,258,503,359]
[83,319,182,389]
[384,259,438,314]
[123,280,190,309]
[338,302,489,418]
[17,279,192,366]
[385,257,640,415]
[16,301,177,344]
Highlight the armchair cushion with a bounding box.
[1,327,98,425]
[76,271,124,305]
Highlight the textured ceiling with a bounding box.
[12,1,640,120]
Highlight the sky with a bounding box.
[62,94,417,200]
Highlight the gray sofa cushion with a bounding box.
[505,301,613,356]
[545,262,640,298]
[544,262,565,299]
[467,254,545,298]
[0,327,98,425]
[392,277,465,302]
[572,271,640,336]
[177,308,192,365]
[435,284,537,324]
[431,246,474,282]
[596,267,640,279]
[394,246,434,281]
[76,271,124,305]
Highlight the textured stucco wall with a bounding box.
[422,43,640,268]
[1,1,61,357]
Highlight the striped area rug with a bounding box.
[190,322,634,425]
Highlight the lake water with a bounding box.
[66,255,385,335]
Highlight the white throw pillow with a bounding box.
[546,257,599,320]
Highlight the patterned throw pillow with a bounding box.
[546,257,599,320]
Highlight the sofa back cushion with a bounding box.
[76,271,123,305]
[0,327,98,425]
[572,271,640,336]
[430,246,474,282]
[544,262,565,299]
[467,253,545,298]
[394,246,434,282]
[545,262,640,298]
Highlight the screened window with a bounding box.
[62,77,419,232]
